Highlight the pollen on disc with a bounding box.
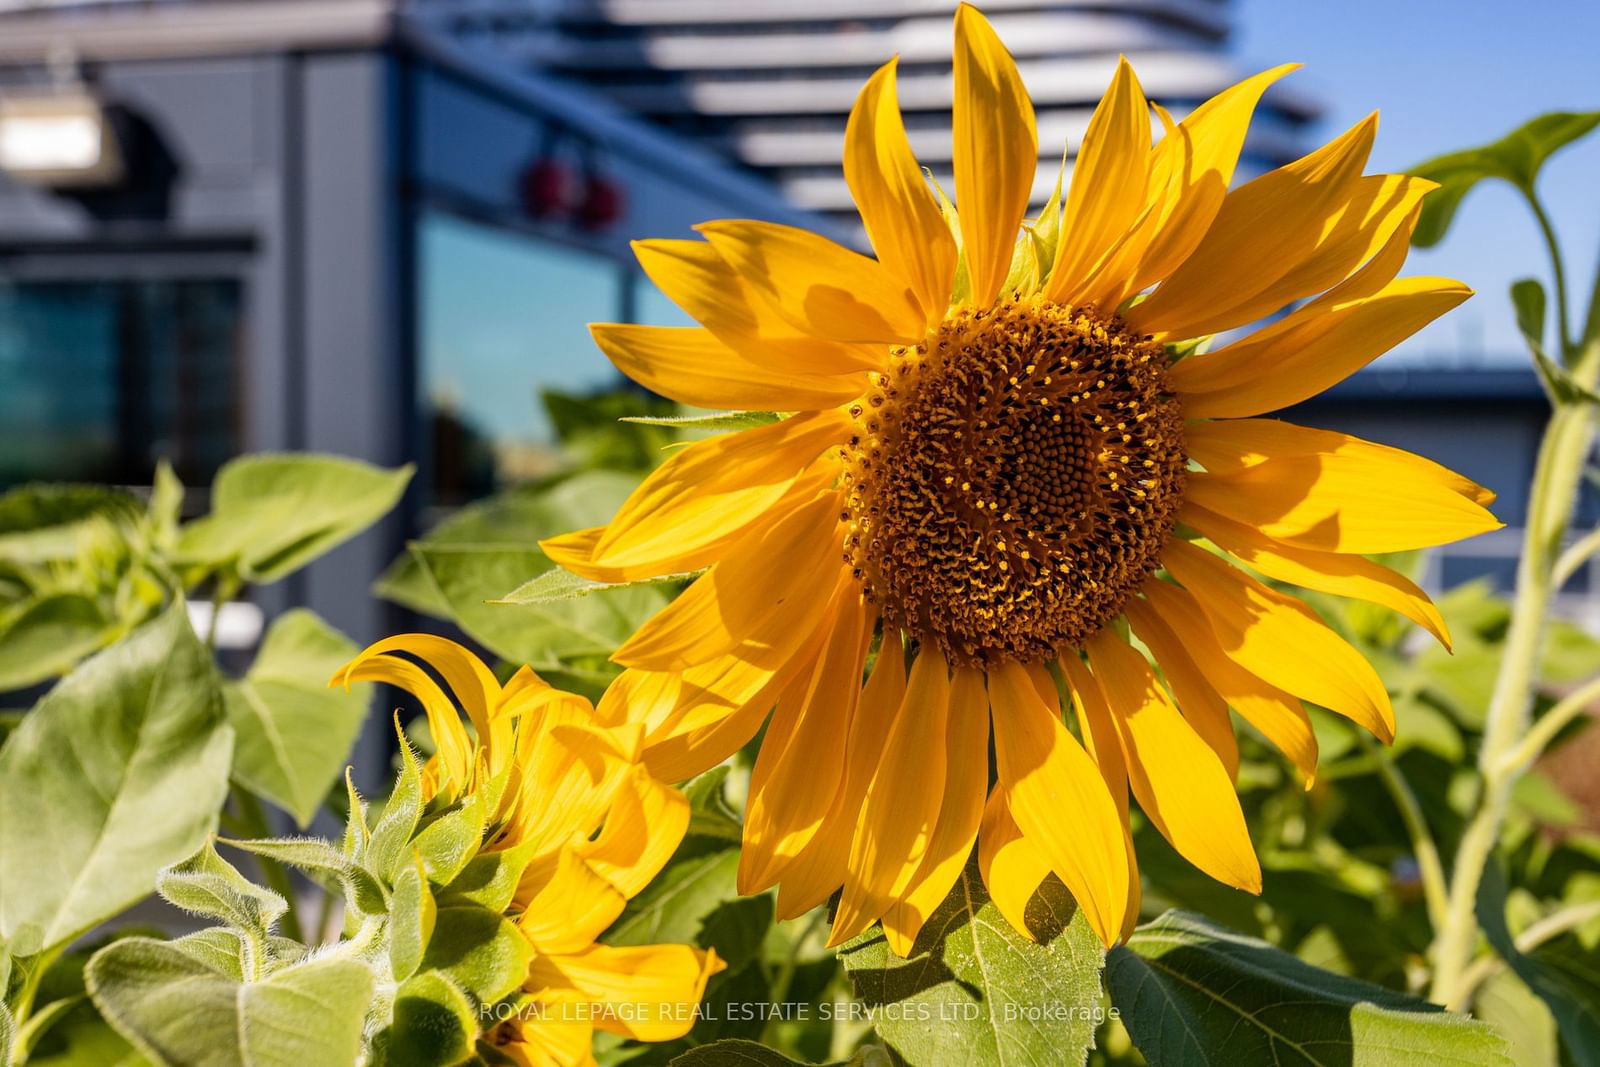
[840,297,1186,668]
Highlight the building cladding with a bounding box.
[417,0,1323,229]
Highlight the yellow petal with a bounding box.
[1043,57,1150,306]
[593,411,848,570]
[698,220,925,344]
[576,765,689,899]
[741,596,872,894]
[1140,577,1318,779]
[1182,500,1451,648]
[1057,653,1142,941]
[633,237,882,375]
[976,788,1051,939]
[1127,114,1377,339]
[496,1011,593,1067]
[989,661,1129,947]
[525,943,724,1042]
[1184,419,1501,554]
[1086,632,1261,893]
[335,649,474,791]
[540,525,720,585]
[517,846,628,954]
[952,3,1037,306]
[846,57,957,323]
[1123,597,1240,780]
[774,633,907,920]
[1173,277,1471,418]
[1162,539,1394,742]
[831,648,952,947]
[590,323,864,412]
[612,489,844,671]
[882,666,990,956]
[1128,65,1300,294]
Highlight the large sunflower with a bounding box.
[544,4,1497,952]
[337,635,723,1067]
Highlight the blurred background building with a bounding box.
[0,0,1579,650]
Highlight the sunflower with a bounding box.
[543,4,1498,953]
[336,635,723,1067]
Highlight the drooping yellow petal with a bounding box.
[846,57,957,324]
[741,595,872,895]
[976,788,1051,938]
[774,634,907,920]
[1057,653,1142,941]
[334,651,474,792]
[1181,500,1451,648]
[989,661,1128,947]
[1127,65,1300,294]
[1163,539,1394,742]
[590,324,865,412]
[517,846,628,955]
[1085,632,1261,893]
[882,666,989,956]
[831,648,952,946]
[592,411,848,570]
[697,220,926,344]
[1127,114,1376,339]
[497,1011,594,1067]
[612,489,844,671]
[1140,577,1319,780]
[952,3,1036,306]
[576,765,689,900]
[1184,419,1501,554]
[525,943,724,1042]
[1043,57,1150,306]
[632,237,883,375]
[1123,597,1240,780]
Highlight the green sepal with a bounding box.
[366,721,425,883]
[421,905,535,1007]
[390,853,438,984]
[381,970,479,1067]
[412,791,489,887]
[156,841,287,941]
[439,840,540,915]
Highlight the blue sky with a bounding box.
[1234,0,1600,364]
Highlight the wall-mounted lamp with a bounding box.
[0,89,125,188]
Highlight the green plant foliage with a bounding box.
[87,940,372,1067]
[0,605,233,951]
[222,609,370,827]
[839,861,1105,1067]
[1408,111,1600,246]
[175,453,412,585]
[1106,911,1512,1065]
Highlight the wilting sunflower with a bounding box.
[337,635,723,1066]
[544,4,1498,953]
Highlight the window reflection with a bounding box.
[418,213,623,505]
[0,278,242,488]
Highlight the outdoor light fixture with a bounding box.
[0,88,124,187]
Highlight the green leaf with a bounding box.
[373,470,640,617]
[87,938,373,1067]
[412,794,487,886]
[1,1000,14,1067]
[146,461,184,552]
[420,904,534,1006]
[619,411,781,431]
[0,485,143,565]
[0,594,117,692]
[1512,280,1600,405]
[382,971,476,1067]
[366,734,425,883]
[176,453,412,583]
[390,855,437,983]
[1474,969,1558,1067]
[607,849,743,953]
[493,564,694,607]
[223,609,369,827]
[1106,909,1513,1065]
[439,840,538,914]
[839,860,1105,1067]
[0,606,233,949]
[1408,111,1600,247]
[668,1039,856,1066]
[157,842,287,942]
[1513,278,1548,351]
[1478,863,1600,1064]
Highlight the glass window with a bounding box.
[418,212,624,505]
[0,277,242,488]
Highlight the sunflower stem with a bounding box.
[1428,339,1600,1008]
[1361,734,1448,932]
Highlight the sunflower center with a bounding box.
[840,298,1186,667]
